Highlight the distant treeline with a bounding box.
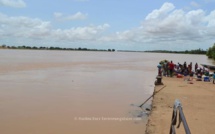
[117,50,145,52]
[0,44,115,52]
[206,43,215,60]
[145,48,206,54]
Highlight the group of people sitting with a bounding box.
[157,60,215,84]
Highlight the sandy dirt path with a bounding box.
[146,76,215,134]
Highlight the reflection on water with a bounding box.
[0,50,212,134]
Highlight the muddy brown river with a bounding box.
[0,50,213,134]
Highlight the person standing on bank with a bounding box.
[169,61,174,77]
[157,63,162,76]
[183,62,187,69]
[195,63,198,72]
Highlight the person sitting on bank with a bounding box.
[197,74,202,81]
[213,72,215,84]
[189,71,194,81]
[205,70,209,76]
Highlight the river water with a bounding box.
[0,50,214,134]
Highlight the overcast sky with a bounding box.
[1,0,215,51]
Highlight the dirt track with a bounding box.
[146,76,215,134]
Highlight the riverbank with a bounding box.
[0,45,115,52]
[145,76,215,134]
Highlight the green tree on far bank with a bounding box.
[206,43,215,60]
[0,44,116,52]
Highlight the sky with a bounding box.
[1,0,215,51]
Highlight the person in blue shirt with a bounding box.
[213,72,215,84]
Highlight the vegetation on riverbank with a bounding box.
[0,44,115,52]
[144,48,206,54]
[2,44,214,59]
[206,43,215,60]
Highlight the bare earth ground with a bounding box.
[145,76,215,134]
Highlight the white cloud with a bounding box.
[0,13,51,38]
[54,12,87,21]
[65,12,87,20]
[190,1,200,8]
[0,0,26,8]
[145,2,175,20]
[53,12,63,18]
[103,2,215,50]
[205,10,215,27]
[0,12,109,42]
[52,24,110,41]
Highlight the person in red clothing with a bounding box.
[169,61,174,77]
